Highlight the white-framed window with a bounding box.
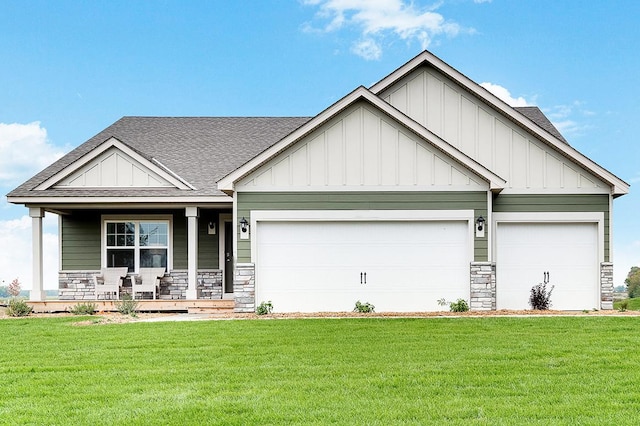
[102,216,172,273]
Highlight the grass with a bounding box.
[1,317,639,425]
[614,297,640,310]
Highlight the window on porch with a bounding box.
[105,221,169,273]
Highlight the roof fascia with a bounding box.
[218,86,505,192]
[370,50,629,196]
[34,137,195,191]
[8,195,233,206]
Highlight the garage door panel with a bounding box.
[496,222,598,311]
[256,220,470,313]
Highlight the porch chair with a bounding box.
[132,267,165,300]
[93,267,128,300]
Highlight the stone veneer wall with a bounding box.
[234,263,256,313]
[469,262,496,311]
[600,262,614,310]
[58,269,222,300]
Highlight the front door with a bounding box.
[224,221,234,294]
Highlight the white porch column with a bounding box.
[185,207,199,299]
[29,207,45,301]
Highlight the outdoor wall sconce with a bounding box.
[240,217,250,240]
[207,221,216,235]
[475,216,485,238]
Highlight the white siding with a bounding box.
[56,148,173,188]
[380,66,609,193]
[237,102,488,191]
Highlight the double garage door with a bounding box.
[255,220,471,313]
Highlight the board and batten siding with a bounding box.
[237,191,487,263]
[379,65,609,193]
[61,209,221,271]
[493,194,610,261]
[237,101,488,191]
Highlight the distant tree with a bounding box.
[8,278,21,297]
[625,267,640,298]
[0,286,8,298]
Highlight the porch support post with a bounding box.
[29,207,45,301]
[185,207,199,299]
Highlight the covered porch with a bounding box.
[27,204,239,305]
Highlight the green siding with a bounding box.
[493,194,610,261]
[61,209,224,271]
[61,212,101,270]
[237,191,488,262]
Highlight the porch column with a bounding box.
[29,207,45,301]
[185,207,199,299]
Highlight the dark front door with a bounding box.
[224,221,234,293]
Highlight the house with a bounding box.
[7,50,629,312]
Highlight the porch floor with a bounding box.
[26,299,234,314]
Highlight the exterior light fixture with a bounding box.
[240,217,249,233]
[476,216,485,232]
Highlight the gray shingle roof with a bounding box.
[514,106,568,144]
[8,117,311,199]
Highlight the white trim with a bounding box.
[100,214,174,273]
[492,212,605,263]
[36,138,194,191]
[218,213,233,294]
[486,191,492,261]
[151,158,197,190]
[369,50,629,196]
[8,196,233,205]
[235,185,490,192]
[250,209,475,264]
[608,194,614,263]
[497,187,611,195]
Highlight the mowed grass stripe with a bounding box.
[0,317,638,425]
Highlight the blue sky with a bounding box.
[1,0,639,290]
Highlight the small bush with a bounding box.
[354,301,375,313]
[618,300,629,312]
[529,283,554,310]
[115,294,139,316]
[449,298,470,312]
[437,298,469,312]
[256,301,273,315]
[7,298,32,317]
[70,302,97,315]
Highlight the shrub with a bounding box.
[529,283,554,310]
[256,301,273,315]
[437,298,469,312]
[449,298,470,312]
[7,298,32,317]
[115,294,139,316]
[354,301,375,313]
[618,300,629,312]
[70,302,97,315]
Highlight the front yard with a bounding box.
[1,316,638,424]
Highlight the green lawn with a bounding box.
[614,297,640,311]
[1,316,639,425]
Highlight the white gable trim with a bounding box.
[35,137,195,191]
[218,87,506,193]
[370,50,629,196]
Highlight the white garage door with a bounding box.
[255,220,470,313]
[496,222,599,310]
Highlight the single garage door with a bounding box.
[496,222,599,310]
[255,220,470,312]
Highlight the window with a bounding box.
[104,218,170,273]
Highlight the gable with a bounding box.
[35,137,194,191]
[378,65,610,194]
[54,147,175,188]
[236,101,488,191]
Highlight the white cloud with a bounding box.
[351,38,383,60]
[480,82,532,107]
[0,214,59,291]
[0,121,65,187]
[303,0,473,60]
